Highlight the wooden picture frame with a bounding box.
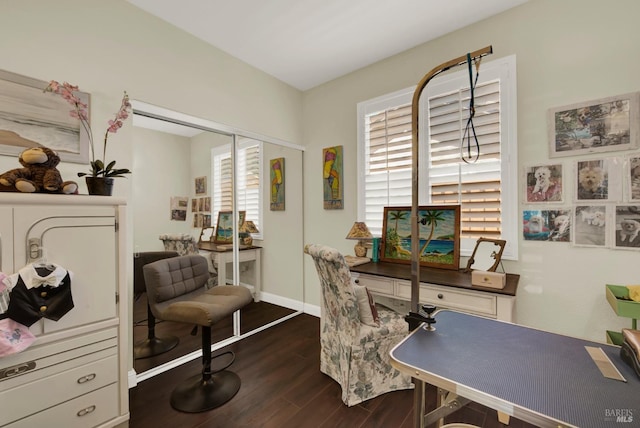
[0,68,90,163]
[548,92,639,158]
[213,210,246,244]
[195,176,207,195]
[381,205,460,270]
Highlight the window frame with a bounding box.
[357,55,518,260]
[211,137,263,240]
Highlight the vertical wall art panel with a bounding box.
[322,145,343,210]
[270,157,285,211]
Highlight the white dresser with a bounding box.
[351,262,518,322]
[0,194,128,428]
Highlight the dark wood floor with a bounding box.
[129,313,537,428]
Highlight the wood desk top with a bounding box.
[198,242,261,252]
[350,261,518,296]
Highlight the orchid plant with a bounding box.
[45,81,132,178]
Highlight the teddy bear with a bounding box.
[0,147,78,194]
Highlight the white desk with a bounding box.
[199,244,262,302]
[350,262,518,322]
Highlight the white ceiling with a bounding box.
[127,0,528,91]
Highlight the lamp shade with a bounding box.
[346,222,373,240]
[240,220,259,234]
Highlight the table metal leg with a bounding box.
[413,378,426,428]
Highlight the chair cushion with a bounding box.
[162,285,253,326]
[353,284,379,327]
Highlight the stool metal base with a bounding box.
[170,370,241,413]
[133,336,179,359]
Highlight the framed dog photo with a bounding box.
[524,163,563,203]
[627,156,640,202]
[574,158,623,202]
[574,205,608,247]
[613,205,640,250]
[522,209,571,242]
[548,92,640,158]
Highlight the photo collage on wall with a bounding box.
[523,91,640,249]
[192,176,211,228]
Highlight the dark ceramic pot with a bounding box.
[85,177,114,196]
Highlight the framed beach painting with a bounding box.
[213,210,246,244]
[381,205,460,270]
[548,92,639,158]
[0,69,90,163]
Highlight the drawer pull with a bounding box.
[77,373,97,384]
[77,405,96,417]
[437,294,444,299]
[0,361,36,380]
[354,279,359,284]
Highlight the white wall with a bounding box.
[302,0,640,341]
[132,127,191,252]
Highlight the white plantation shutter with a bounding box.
[358,56,517,258]
[427,80,502,238]
[212,139,263,235]
[236,139,261,230]
[359,90,413,236]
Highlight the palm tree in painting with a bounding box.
[389,210,408,233]
[419,210,445,257]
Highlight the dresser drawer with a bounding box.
[354,274,394,296]
[0,352,117,424]
[396,281,497,317]
[5,383,119,428]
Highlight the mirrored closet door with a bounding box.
[130,103,304,380]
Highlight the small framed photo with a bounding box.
[628,156,640,202]
[548,92,639,158]
[575,158,623,202]
[574,205,607,247]
[613,205,640,249]
[195,176,207,195]
[523,209,571,242]
[524,163,563,203]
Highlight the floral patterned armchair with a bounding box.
[304,244,413,406]
[159,233,199,256]
[159,234,217,287]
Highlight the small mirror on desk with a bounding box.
[464,238,506,273]
[199,226,215,244]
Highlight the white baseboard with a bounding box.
[259,291,304,311]
[303,303,320,317]
[128,369,138,388]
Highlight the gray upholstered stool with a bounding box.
[143,255,253,412]
[133,251,180,359]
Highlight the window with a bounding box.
[212,137,263,237]
[357,55,517,259]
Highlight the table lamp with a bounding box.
[346,222,373,257]
[239,220,259,246]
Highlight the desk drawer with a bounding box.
[397,282,497,317]
[354,274,394,296]
[5,383,118,428]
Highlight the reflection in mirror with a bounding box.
[464,238,506,273]
[131,109,304,380]
[199,227,215,243]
